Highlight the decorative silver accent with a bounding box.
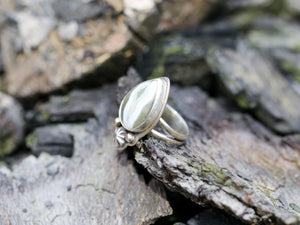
[125,133,135,142]
[115,77,189,150]
[114,126,127,148]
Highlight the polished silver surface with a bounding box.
[158,104,189,141]
[119,77,169,133]
[115,77,189,150]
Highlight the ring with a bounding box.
[114,77,189,150]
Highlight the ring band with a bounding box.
[149,104,189,145]
[115,77,189,150]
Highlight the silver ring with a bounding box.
[114,77,189,150]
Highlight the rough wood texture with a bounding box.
[120,78,300,224]
[0,84,172,224]
[1,69,300,224]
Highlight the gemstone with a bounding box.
[119,77,169,132]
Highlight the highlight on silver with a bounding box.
[114,77,189,150]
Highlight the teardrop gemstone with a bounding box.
[119,77,170,132]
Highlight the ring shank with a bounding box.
[148,104,189,145]
[149,129,183,145]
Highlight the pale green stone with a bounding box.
[120,80,158,131]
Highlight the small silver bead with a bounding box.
[125,133,134,142]
[115,118,121,126]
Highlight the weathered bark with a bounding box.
[1,0,300,224]
[0,84,172,225]
[2,67,300,224]
[119,78,300,224]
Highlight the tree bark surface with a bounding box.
[0,84,172,225]
[119,75,300,225]
[1,71,299,225]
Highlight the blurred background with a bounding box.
[0,0,300,224]
[1,0,299,148]
[0,0,299,98]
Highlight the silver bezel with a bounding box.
[119,77,170,134]
[116,77,170,150]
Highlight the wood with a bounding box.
[0,84,172,225]
[0,69,299,224]
[128,80,300,224]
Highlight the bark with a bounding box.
[0,84,172,225]
[2,69,300,224]
[116,76,300,224]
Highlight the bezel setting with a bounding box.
[115,77,170,150]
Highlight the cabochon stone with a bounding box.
[120,78,169,132]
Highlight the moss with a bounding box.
[281,60,300,74]
[26,132,37,149]
[61,94,71,103]
[165,45,184,55]
[235,93,256,109]
[264,189,273,203]
[41,109,51,120]
[257,187,276,206]
[149,58,165,79]
[201,163,231,185]
[294,44,300,52]
[236,96,249,108]
[295,74,300,84]
[230,10,260,29]
[266,0,288,15]
[281,60,300,84]
[0,135,15,158]
[149,46,184,79]
[148,38,186,79]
